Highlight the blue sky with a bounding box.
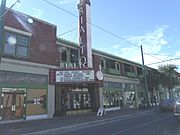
[4,0,180,72]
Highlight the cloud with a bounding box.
[127,25,168,54]
[112,44,122,49]
[176,52,180,57]
[58,0,78,4]
[32,8,43,18]
[98,25,170,70]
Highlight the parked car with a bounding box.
[174,97,180,121]
[159,99,175,112]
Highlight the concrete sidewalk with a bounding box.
[0,107,158,135]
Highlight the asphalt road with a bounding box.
[57,111,179,135]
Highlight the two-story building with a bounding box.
[56,38,157,113]
[0,8,160,121]
[0,10,59,121]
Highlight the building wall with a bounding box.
[4,10,59,66]
[48,85,55,118]
[0,58,56,119]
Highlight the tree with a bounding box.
[146,69,161,104]
[158,64,178,99]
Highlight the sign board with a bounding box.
[56,70,95,83]
[97,107,106,116]
[78,0,93,68]
[0,71,47,87]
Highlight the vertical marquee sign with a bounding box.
[78,0,93,68]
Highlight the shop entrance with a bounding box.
[61,86,92,115]
[1,88,26,121]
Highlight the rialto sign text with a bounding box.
[59,56,89,69]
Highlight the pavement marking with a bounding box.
[112,114,174,135]
[22,109,158,135]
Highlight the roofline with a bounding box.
[57,37,79,47]
[56,38,154,69]
[9,9,57,28]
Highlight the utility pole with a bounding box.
[140,45,150,108]
[0,0,6,61]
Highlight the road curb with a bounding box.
[24,109,158,135]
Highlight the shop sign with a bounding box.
[0,71,47,86]
[59,56,89,69]
[104,81,122,88]
[56,70,95,83]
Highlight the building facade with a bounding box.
[51,39,101,116]
[0,3,162,122]
[0,10,59,121]
[55,38,157,112]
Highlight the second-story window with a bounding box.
[124,64,131,72]
[106,59,115,69]
[116,62,120,70]
[137,67,142,75]
[3,31,30,57]
[70,48,78,63]
[101,58,105,69]
[61,49,67,61]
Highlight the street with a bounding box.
[57,111,179,135]
[0,109,179,135]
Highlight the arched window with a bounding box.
[62,49,67,61]
[116,62,120,70]
[101,58,105,68]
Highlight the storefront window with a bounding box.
[103,90,123,108]
[125,91,135,107]
[26,89,47,115]
[62,87,91,111]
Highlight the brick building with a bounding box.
[0,10,58,121]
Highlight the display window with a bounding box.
[125,91,135,107]
[62,87,92,111]
[26,89,47,115]
[103,90,123,108]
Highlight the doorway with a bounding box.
[1,88,26,121]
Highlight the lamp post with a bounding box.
[0,0,6,61]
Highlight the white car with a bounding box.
[174,97,180,121]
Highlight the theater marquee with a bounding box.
[56,70,95,83]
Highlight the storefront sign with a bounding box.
[59,56,89,69]
[104,81,122,88]
[0,71,47,88]
[56,70,94,83]
[78,0,93,68]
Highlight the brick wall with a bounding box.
[3,10,59,66]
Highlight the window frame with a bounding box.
[101,58,106,69]
[115,62,120,71]
[3,30,30,58]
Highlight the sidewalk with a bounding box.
[0,107,158,135]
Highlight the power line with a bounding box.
[146,57,180,65]
[58,28,77,36]
[90,23,140,48]
[73,31,78,42]
[0,0,21,18]
[144,53,175,57]
[144,53,162,61]
[42,0,140,48]
[42,0,78,18]
[42,0,167,61]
